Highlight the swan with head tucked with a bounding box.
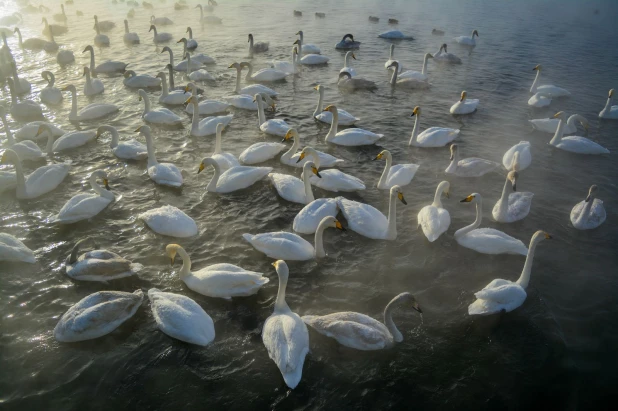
[312,85,359,125]
[468,231,551,315]
[37,124,97,154]
[549,111,609,154]
[434,44,461,64]
[198,157,271,193]
[243,61,288,82]
[280,129,344,168]
[0,233,35,263]
[97,125,147,161]
[450,91,479,114]
[599,89,618,119]
[138,89,182,126]
[83,67,104,95]
[123,20,139,44]
[1,149,70,199]
[296,147,365,192]
[529,114,588,134]
[492,166,533,223]
[254,93,291,137]
[148,288,215,346]
[243,216,345,261]
[323,105,383,146]
[502,141,531,170]
[248,33,269,56]
[0,107,44,161]
[387,62,430,89]
[185,96,234,136]
[338,71,377,91]
[6,78,44,121]
[454,29,478,46]
[418,181,451,242]
[570,185,606,230]
[125,71,161,88]
[530,64,570,98]
[268,161,322,204]
[374,149,419,189]
[303,292,422,351]
[293,38,330,65]
[83,45,128,76]
[183,83,229,115]
[149,24,172,43]
[209,123,239,171]
[378,30,414,39]
[138,205,198,237]
[136,125,183,187]
[63,84,119,121]
[65,238,143,282]
[156,72,189,105]
[340,51,357,77]
[54,290,143,342]
[92,16,109,47]
[456,193,528,255]
[335,33,360,50]
[40,71,63,105]
[262,260,309,389]
[51,170,114,224]
[56,46,75,65]
[296,30,321,54]
[409,106,460,147]
[166,244,269,300]
[445,144,500,177]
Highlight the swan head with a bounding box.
[283,128,298,142]
[323,104,337,113]
[460,193,481,203]
[313,84,324,94]
[183,82,195,94]
[585,185,598,202]
[60,84,76,93]
[92,170,111,190]
[438,181,450,198]
[156,71,166,80]
[82,45,93,53]
[339,71,352,80]
[507,170,519,191]
[319,216,346,232]
[93,15,98,22]
[0,149,20,165]
[296,30,303,36]
[373,150,392,162]
[553,111,567,120]
[449,143,459,160]
[349,52,357,60]
[137,89,149,102]
[302,161,321,178]
[533,64,542,71]
[134,125,151,137]
[228,62,241,70]
[272,260,289,281]
[35,124,52,138]
[161,46,172,54]
[441,43,448,52]
[177,37,187,44]
[148,24,156,32]
[460,91,467,101]
[532,230,552,245]
[609,89,614,98]
[425,53,434,59]
[82,66,90,77]
[410,106,421,117]
[197,157,218,174]
[240,61,252,70]
[165,244,183,266]
[296,147,319,164]
[247,33,253,42]
[216,123,225,134]
[393,292,422,313]
[386,61,399,70]
[391,185,407,205]
[124,70,137,79]
[472,29,479,38]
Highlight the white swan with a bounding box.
[40,71,63,105]
[136,125,183,187]
[527,92,551,108]
[184,53,214,82]
[337,185,406,240]
[125,71,161,88]
[529,114,588,134]
[186,96,234,136]
[303,292,422,351]
[243,216,345,261]
[492,168,533,223]
[138,205,198,237]
[179,37,215,65]
[374,149,419,189]
[13,27,50,51]
[162,46,202,72]
[502,141,531,170]
[455,29,479,46]
[15,122,64,141]
[312,85,359,125]
[123,19,139,44]
[262,260,309,389]
[294,38,330,65]
[455,193,528,255]
[184,27,198,49]
[269,161,321,204]
[37,124,97,155]
[550,112,609,154]
[570,185,606,230]
[0,170,17,193]
[232,62,279,97]
[417,181,451,242]
[53,5,67,23]
[379,30,414,39]
[54,290,143,342]
[65,238,143,282]
[139,89,182,126]
[340,51,357,77]
[248,33,269,56]
[239,127,286,165]
[183,83,229,115]
[0,233,36,263]
[468,231,552,315]
[148,289,215,346]
[63,85,119,121]
[338,71,377,91]
[445,144,500,177]
[83,45,128,76]
[52,170,115,224]
[149,24,172,43]
[150,15,173,26]
[297,147,365,192]
[98,125,148,161]
[599,89,618,119]
[271,46,298,75]
[6,78,43,121]
[296,30,321,55]
[530,64,570,97]
[210,123,239,171]
[335,33,360,50]
[83,67,104,96]
[93,16,109,47]
[450,91,479,114]
[323,105,383,146]
[409,106,460,147]
[198,157,271,193]
[255,93,291,137]
[166,244,269,300]
[387,61,430,89]
[433,44,461,64]
[280,129,344,168]
[0,107,44,161]
[156,72,188,105]
[243,61,288,82]
[397,53,434,81]
[1,149,70,199]
[385,44,400,70]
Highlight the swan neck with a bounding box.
[389,64,398,85]
[549,117,565,146]
[302,167,315,203]
[377,155,392,189]
[142,94,151,115]
[248,37,254,56]
[143,132,158,166]
[245,64,253,81]
[176,247,192,278]
[7,152,26,194]
[108,127,119,148]
[167,65,175,90]
[0,113,13,145]
[325,109,338,141]
[124,20,129,33]
[432,184,445,208]
[383,298,403,343]
[456,200,482,238]
[160,76,168,97]
[280,132,300,163]
[313,88,324,118]
[274,270,289,312]
[90,173,113,199]
[497,176,511,218]
[421,55,429,75]
[256,95,266,126]
[409,114,420,145]
[190,101,200,134]
[516,236,542,288]
[603,96,612,113]
[530,69,540,93]
[314,219,328,258]
[234,66,241,93]
[206,160,221,192]
[166,48,174,66]
[44,129,54,155]
[214,128,222,154]
[577,196,595,225]
[386,190,398,239]
[69,88,78,118]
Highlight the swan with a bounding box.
[492,169,533,223]
[64,85,118,122]
[136,125,184,187]
[125,71,161,88]
[280,129,344,168]
[184,27,197,49]
[0,12,21,26]
[0,233,36,263]
[271,46,298,75]
[123,19,139,44]
[337,185,406,240]
[433,43,461,64]
[8,61,31,94]
[0,149,70,199]
[210,123,239,171]
[53,5,67,23]
[468,231,551,315]
[599,89,618,119]
[418,181,451,242]
[138,89,182,126]
[83,45,128,76]
[269,161,321,204]
[42,29,60,52]
[83,67,104,96]
[340,51,357,77]
[178,37,215,64]
[185,53,214,82]
[149,24,172,43]
[323,105,383,146]
[150,15,173,26]
[550,111,610,154]
[13,27,49,51]
[529,114,588,134]
[54,290,143,342]
[42,17,67,36]
[56,48,74,65]
[183,83,229,115]
[92,16,109,47]
[454,30,479,46]
[37,124,97,154]
[528,92,552,108]
[196,5,222,24]
[243,216,345,261]
[239,138,286,165]
[530,64,570,97]
[335,33,360,50]
[148,289,215,346]
[296,147,364,192]
[262,260,309,389]
[387,61,429,89]
[296,30,321,54]
[409,106,460,147]
[162,46,201,72]
[294,38,330,65]
[157,72,189,105]
[378,30,414,39]
[93,16,115,31]
[570,185,606,230]
[166,244,269,300]
[312,85,359,125]
[455,193,528,255]
[502,141,532,171]
[248,33,269,56]
[303,292,422,351]
[0,107,44,161]
[373,149,419,189]
[233,62,279,97]
[15,122,64,141]
[445,144,500,177]
[243,61,288,82]
[6,78,43,121]
[186,96,234,136]
[397,53,434,81]
[254,93,291,137]
[64,238,143,282]
[138,205,198,237]
[98,125,147,160]
[197,157,271,193]
[51,170,114,224]
[225,87,261,111]
[338,71,377,91]
[385,44,400,70]
[450,91,479,114]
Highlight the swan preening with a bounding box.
[570,185,606,230]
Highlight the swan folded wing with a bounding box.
[458,158,500,177]
[337,199,388,238]
[149,163,182,186]
[311,170,365,192]
[293,199,339,234]
[55,194,111,222]
[243,232,313,260]
[387,164,419,186]
[218,167,271,192]
[460,228,527,255]
[418,206,450,242]
[507,192,534,219]
[25,164,70,197]
[417,127,459,146]
[114,140,148,159]
[557,137,609,154]
[192,269,269,291]
[240,143,286,164]
[269,173,304,203]
[474,283,527,308]
[263,314,309,381]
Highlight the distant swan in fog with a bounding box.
[248,33,269,56]
[335,33,360,49]
[149,24,172,43]
[63,84,119,121]
[93,16,109,47]
[454,29,478,46]
[64,238,143,281]
[0,233,36,263]
[550,112,609,154]
[123,19,140,44]
[83,67,104,96]
[599,89,618,119]
[529,114,588,134]
[433,43,461,64]
[417,181,451,242]
[570,185,606,230]
[530,64,570,97]
[6,78,43,121]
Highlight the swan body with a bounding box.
[182,83,229,115]
[52,171,115,224]
[313,85,359,125]
[189,69,215,82]
[492,170,534,223]
[56,49,75,65]
[323,105,383,146]
[83,45,128,75]
[292,197,339,235]
[0,108,44,161]
[374,149,419,189]
[272,47,298,74]
[529,114,588,134]
[239,142,286,165]
[6,78,43,121]
[137,125,184,187]
[549,111,609,154]
[40,71,63,105]
[296,31,321,55]
[295,148,364,192]
[339,51,357,77]
[240,84,278,97]
[65,238,143,281]
[418,181,451,242]
[0,233,36,263]
[54,290,143,342]
[186,96,234,136]
[335,34,360,50]
[469,231,551,315]
[138,89,182,126]
[434,44,461,64]
[244,62,288,82]
[445,144,500,177]
[148,289,215,346]
[299,53,330,65]
[125,71,161,88]
[450,91,479,114]
[83,67,104,96]
[599,89,618,119]
[157,73,189,105]
[269,162,321,204]
[280,129,344,168]
[454,30,479,46]
[570,185,606,230]
[530,64,570,97]
[455,193,528,256]
[303,292,421,350]
[528,92,552,108]
[1,149,70,200]
[149,24,172,43]
[63,85,119,121]
[262,260,309,389]
[338,71,377,91]
[378,30,413,39]
[166,244,269,300]
[223,95,258,110]
[502,141,532,170]
[254,93,291,137]
[209,123,239,171]
[98,126,148,161]
[39,126,97,155]
[138,205,198,238]
[15,122,64,141]
[123,20,139,44]
[409,106,460,147]
[198,157,271,193]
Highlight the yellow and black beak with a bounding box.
[295,152,306,163]
[312,166,321,178]
[293,39,299,45]
[398,192,407,205]
[134,126,142,133]
[351,53,356,60]
[544,232,552,239]
[313,85,319,90]
[445,191,450,199]
[184,85,190,94]
[373,153,383,161]
[460,195,474,203]
[197,162,205,174]
[103,178,110,190]
[335,220,346,231]
[413,302,422,313]
[228,63,235,69]
[35,126,45,137]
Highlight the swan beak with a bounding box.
[184,98,192,105]
[184,86,190,94]
[460,195,474,203]
[445,191,450,199]
[35,126,45,136]
[373,153,383,161]
[312,166,321,178]
[553,112,563,118]
[197,162,205,174]
[335,220,346,231]
[413,302,422,313]
[351,53,356,60]
[585,194,591,202]
[544,232,552,239]
[293,40,299,45]
[313,85,319,90]
[103,179,110,190]
[134,126,143,132]
[295,152,306,163]
[398,192,407,205]
[228,64,235,69]
[176,39,182,43]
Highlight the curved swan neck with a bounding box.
[377,153,392,189]
[280,132,300,163]
[313,87,324,118]
[214,127,223,154]
[432,183,447,208]
[0,112,13,145]
[165,47,174,66]
[234,66,241,93]
[386,189,398,239]
[516,234,544,288]
[408,114,420,145]
[456,199,482,238]
[314,219,330,258]
[103,126,119,148]
[274,267,289,312]
[142,131,158,166]
[549,116,566,146]
[15,29,23,46]
[383,297,403,343]
[90,172,113,199]
[141,93,151,115]
[530,69,541,93]
[176,247,192,278]
[167,65,175,90]
[205,160,221,192]
[244,64,253,81]
[421,54,430,75]
[256,94,266,126]
[389,63,398,85]
[87,48,96,75]
[302,166,315,203]
[576,195,595,225]
[46,71,56,87]
[325,109,338,141]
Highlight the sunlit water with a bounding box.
[1,0,617,408]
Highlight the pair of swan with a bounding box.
[312,85,359,125]
[139,205,198,237]
[570,185,606,230]
[83,45,128,76]
[0,233,36,263]
[296,147,364,192]
[1,149,71,199]
[0,107,45,161]
[136,125,184,187]
[138,89,183,126]
[374,149,419,189]
[450,91,479,114]
[323,105,383,146]
[65,238,143,282]
[40,71,63,105]
[123,20,139,44]
[599,89,618,119]
[454,30,479,46]
[550,112,609,154]
[97,125,148,160]
[530,113,588,134]
[433,44,461,64]
[409,106,460,147]
[445,144,500,177]
[64,84,119,121]
[36,123,97,154]
[5,78,43,121]
[149,24,172,43]
[197,157,272,193]
[51,170,115,224]
[417,181,451,242]
[185,96,234,136]
[293,38,330,65]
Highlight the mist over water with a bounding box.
[1,0,617,409]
